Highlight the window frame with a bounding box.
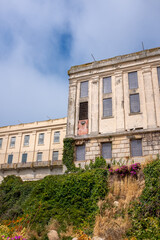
[22,153,27,163]
[79,101,88,120]
[52,151,59,161]
[76,145,85,161]
[24,135,30,146]
[80,81,88,98]
[130,139,142,157]
[38,133,44,145]
[10,137,16,148]
[157,67,160,86]
[103,98,112,117]
[101,142,112,159]
[129,93,140,114]
[103,76,112,94]
[54,131,60,143]
[8,154,13,164]
[128,71,138,89]
[37,152,43,162]
[0,138,3,148]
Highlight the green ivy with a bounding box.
[62,138,75,171]
[0,169,108,237]
[127,158,160,239]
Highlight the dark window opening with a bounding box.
[79,102,88,120]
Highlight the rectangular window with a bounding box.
[102,142,112,159]
[103,98,112,117]
[80,81,88,98]
[103,76,112,94]
[131,139,142,157]
[22,153,27,163]
[0,138,3,148]
[157,67,160,86]
[79,102,88,120]
[130,94,140,113]
[24,135,30,146]
[8,154,13,164]
[37,152,42,162]
[38,133,44,145]
[76,145,85,161]
[52,151,59,161]
[54,132,60,143]
[128,71,138,89]
[10,137,16,147]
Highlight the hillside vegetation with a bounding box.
[0,158,159,240]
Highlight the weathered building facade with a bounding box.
[0,118,67,181]
[67,48,160,166]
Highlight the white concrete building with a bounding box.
[0,118,67,181]
[67,47,160,166]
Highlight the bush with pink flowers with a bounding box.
[109,163,141,177]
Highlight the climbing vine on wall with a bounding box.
[62,138,75,171]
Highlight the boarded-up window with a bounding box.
[128,72,138,89]
[131,139,142,156]
[76,145,85,161]
[37,152,42,162]
[80,81,88,98]
[157,67,160,85]
[24,135,30,146]
[52,151,59,161]
[38,133,44,145]
[79,102,88,120]
[130,94,140,113]
[0,138,2,148]
[103,77,112,94]
[103,98,112,117]
[54,132,60,143]
[102,142,112,159]
[22,153,27,163]
[10,137,16,147]
[8,154,13,164]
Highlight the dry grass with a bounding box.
[60,225,75,239]
[93,173,145,240]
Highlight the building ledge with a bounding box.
[68,127,160,140]
[0,161,63,171]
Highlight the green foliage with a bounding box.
[127,158,160,239]
[89,156,107,169]
[0,175,34,220]
[0,169,108,236]
[62,138,75,171]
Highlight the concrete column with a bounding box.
[66,82,77,137]
[115,71,125,131]
[142,66,157,128]
[152,67,160,127]
[90,76,99,135]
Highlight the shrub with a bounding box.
[127,158,160,239]
[89,157,107,169]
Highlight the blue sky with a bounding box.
[0,0,160,126]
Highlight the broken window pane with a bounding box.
[79,102,88,120]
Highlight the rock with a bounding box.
[48,230,59,240]
[113,201,119,207]
[92,237,104,240]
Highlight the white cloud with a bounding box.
[0,0,160,126]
